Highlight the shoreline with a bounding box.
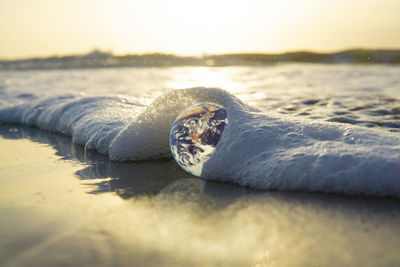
[1,124,400,266]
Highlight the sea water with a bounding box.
[1,64,400,197]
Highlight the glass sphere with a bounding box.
[169,103,228,176]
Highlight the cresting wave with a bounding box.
[1,87,400,197]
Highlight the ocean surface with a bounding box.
[1,64,400,197]
[1,64,400,266]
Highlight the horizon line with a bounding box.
[3,47,400,61]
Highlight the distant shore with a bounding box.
[1,49,400,71]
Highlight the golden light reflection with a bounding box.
[167,67,242,90]
[166,67,267,106]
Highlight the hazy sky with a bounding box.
[1,0,400,59]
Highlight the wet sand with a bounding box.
[1,124,400,267]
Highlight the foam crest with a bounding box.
[1,87,400,197]
[109,87,254,160]
[0,94,140,154]
[203,111,400,197]
[111,88,400,197]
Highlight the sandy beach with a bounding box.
[1,124,399,267]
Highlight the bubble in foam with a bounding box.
[169,103,228,176]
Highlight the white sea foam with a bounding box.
[0,94,142,154]
[1,86,400,197]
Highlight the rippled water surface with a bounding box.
[1,64,400,131]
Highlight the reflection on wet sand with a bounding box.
[1,124,400,267]
[0,124,196,198]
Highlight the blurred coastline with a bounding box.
[1,49,400,71]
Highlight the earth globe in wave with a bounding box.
[169,103,228,176]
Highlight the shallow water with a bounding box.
[1,125,400,267]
